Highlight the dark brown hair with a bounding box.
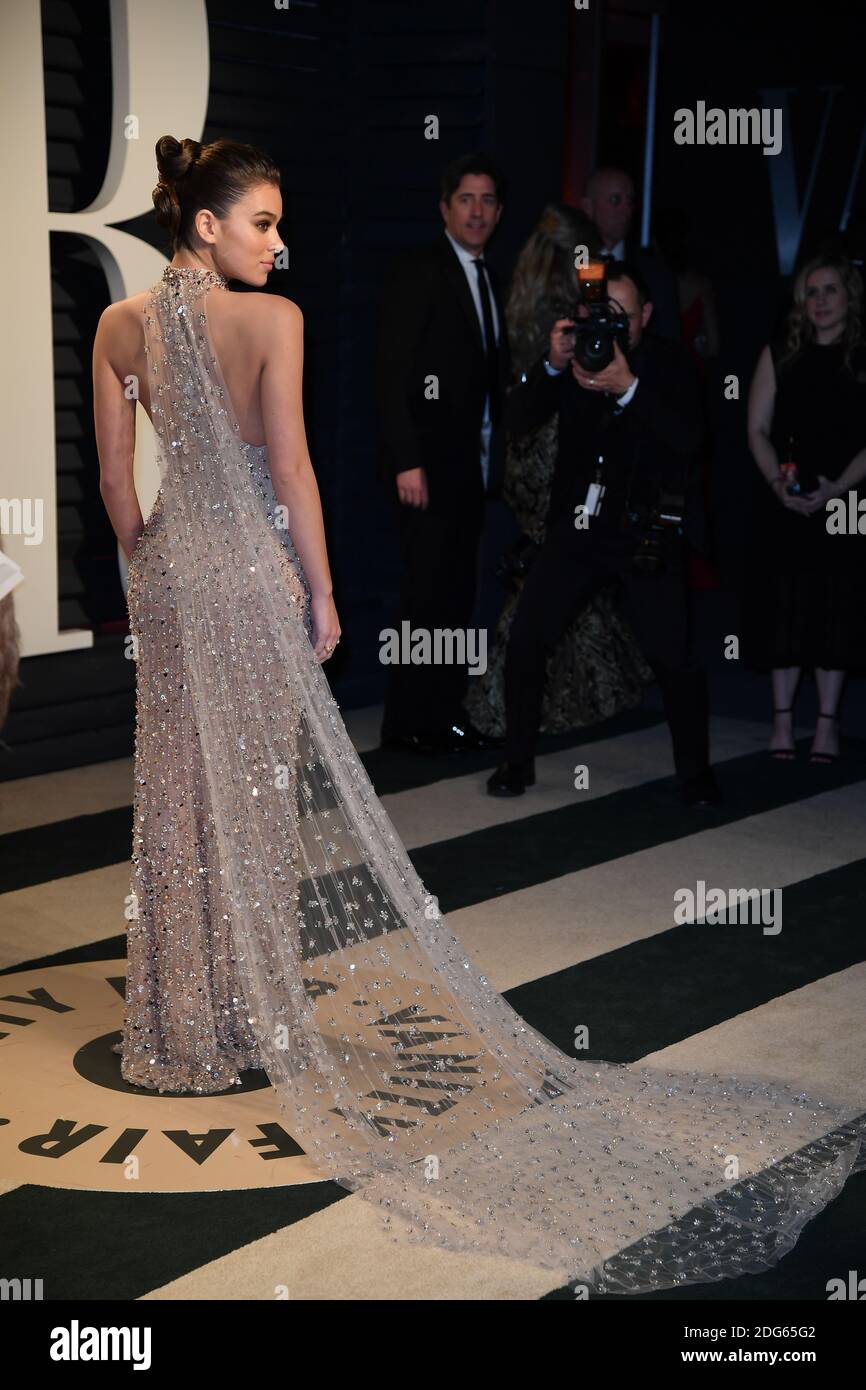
[440,150,506,206]
[152,136,281,253]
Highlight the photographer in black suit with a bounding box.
[488,262,720,808]
[376,153,511,754]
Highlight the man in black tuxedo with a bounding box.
[488,262,720,808]
[376,153,510,754]
[581,167,682,343]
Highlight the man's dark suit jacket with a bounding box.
[621,239,682,343]
[505,332,709,554]
[376,231,512,507]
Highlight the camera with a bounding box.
[554,262,631,372]
[628,491,685,576]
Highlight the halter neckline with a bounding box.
[162,263,228,290]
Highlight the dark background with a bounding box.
[15,0,866,775]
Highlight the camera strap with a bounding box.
[585,458,605,515]
[583,400,615,516]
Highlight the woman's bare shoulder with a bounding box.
[94,292,150,363]
[97,290,148,324]
[228,290,302,327]
[96,286,304,364]
[219,291,303,358]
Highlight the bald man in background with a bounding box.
[581,167,682,342]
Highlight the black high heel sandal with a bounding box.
[810,711,840,765]
[770,706,796,760]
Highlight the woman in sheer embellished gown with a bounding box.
[92,135,866,1296]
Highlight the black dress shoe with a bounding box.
[681,769,722,807]
[419,728,465,755]
[412,721,500,754]
[447,719,503,752]
[486,759,536,796]
[380,729,439,756]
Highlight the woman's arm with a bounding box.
[260,297,332,597]
[746,344,782,486]
[93,305,142,562]
[833,446,866,491]
[747,345,814,515]
[259,296,341,660]
[801,444,866,513]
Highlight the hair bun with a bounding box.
[154,135,202,188]
[152,181,178,233]
[153,136,203,233]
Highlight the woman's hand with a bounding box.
[310,592,341,662]
[770,477,813,515]
[801,474,841,514]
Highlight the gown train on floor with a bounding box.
[117,265,866,1295]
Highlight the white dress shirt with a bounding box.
[444,229,500,487]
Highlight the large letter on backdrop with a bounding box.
[759,85,838,277]
[0,0,208,656]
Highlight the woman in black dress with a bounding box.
[745,254,866,761]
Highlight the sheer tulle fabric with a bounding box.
[139,266,865,1294]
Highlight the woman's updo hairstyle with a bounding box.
[152,135,281,253]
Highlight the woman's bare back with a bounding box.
[103,284,273,445]
[95,267,338,650]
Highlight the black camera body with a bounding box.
[627,491,686,575]
[573,301,631,372]
[552,263,631,371]
[552,295,631,372]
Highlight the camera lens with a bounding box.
[577,335,613,371]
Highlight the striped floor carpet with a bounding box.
[1,705,865,1301]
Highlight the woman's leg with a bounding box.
[812,668,845,757]
[770,667,800,754]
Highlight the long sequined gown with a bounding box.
[118,441,311,1093]
[113,265,866,1295]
